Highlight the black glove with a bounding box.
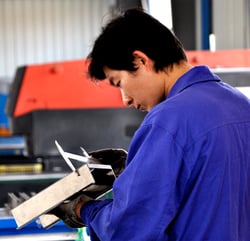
[89,148,127,177]
[49,193,93,228]
[49,149,127,228]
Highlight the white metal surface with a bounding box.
[212,0,250,50]
[0,233,77,241]
[11,164,95,229]
[0,0,115,79]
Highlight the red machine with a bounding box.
[10,59,124,117]
[186,49,250,68]
[6,59,145,157]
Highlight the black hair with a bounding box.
[87,8,187,80]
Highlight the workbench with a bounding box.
[0,207,78,240]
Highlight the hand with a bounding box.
[89,148,127,176]
[49,149,127,228]
[49,193,93,228]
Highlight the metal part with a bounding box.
[11,164,95,229]
[63,151,89,163]
[55,140,80,176]
[18,192,31,201]
[80,146,91,158]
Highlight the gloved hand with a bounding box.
[89,148,127,177]
[49,148,127,228]
[49,193,93,228]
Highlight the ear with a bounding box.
[132,50,151,69]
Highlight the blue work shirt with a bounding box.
[81,66,250,241]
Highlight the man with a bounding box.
[55,8,250,240]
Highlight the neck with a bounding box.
[163,61,193,96]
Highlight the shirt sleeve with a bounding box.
[80,123,188,241]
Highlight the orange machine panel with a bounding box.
[14,59,124,117]
[186,49,250,68]
[13,49,250,117]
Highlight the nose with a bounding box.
[120,89,133,107]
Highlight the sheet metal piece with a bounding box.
[11,164,95,229]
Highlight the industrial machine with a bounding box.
[186,49,250,98]
[0,59,145,240]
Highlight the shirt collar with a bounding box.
[168,65,221,98]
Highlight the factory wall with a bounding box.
[171,0,250,51]
[212,0,250,50]
[0,0,250,82]
[0,0,115,81]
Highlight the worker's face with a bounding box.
[103,54,166,112]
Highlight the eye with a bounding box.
[108,78,120,87]
[111,80,121,87]
[115,80,121,87]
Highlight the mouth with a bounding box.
[139,104,151,113]
[136,104,146,112]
